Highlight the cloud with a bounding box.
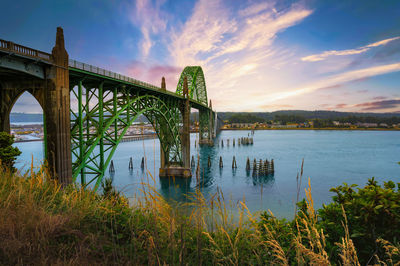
[168,0,312,110]
[335,103,348,109]
[129,0,167,58]
[238,2,273,17]
[240,62,400,109]
[372,96,388,100]
[354,99,400,111]
[125,61,181,89]
[301,36,400,62]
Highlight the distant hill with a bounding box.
[11,110,400,124]
[216,110,400,121]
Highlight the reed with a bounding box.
[0,159,398,265]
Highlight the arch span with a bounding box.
[176,66,208,106]
[70,85,182,189]
[0,87,44,133]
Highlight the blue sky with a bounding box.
[1,0,400,113]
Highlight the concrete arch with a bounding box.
[0,85,44,133]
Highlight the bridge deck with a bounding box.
[0,38,209,110]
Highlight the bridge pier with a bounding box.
[44,27,72,185]
[159,77,191,178]
[0,27,72,186]
[199,101,214,146]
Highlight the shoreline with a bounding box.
[221,127,400,131]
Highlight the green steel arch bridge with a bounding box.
[0,27,220,189]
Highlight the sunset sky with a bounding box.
[1,0,400,113]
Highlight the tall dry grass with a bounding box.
[0,160,398,265]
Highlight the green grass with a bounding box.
[0,163,398,265]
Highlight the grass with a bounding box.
[0,162,399,265]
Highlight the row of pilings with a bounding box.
[109,156,274,175]
[109,157,145,173]
[194,137,254,148]
[191,155,274,172]
[246,158,275,176]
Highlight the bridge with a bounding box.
[0,27,220,189]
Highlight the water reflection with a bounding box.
[251,173,275,186]
[195,143,219,188]
[159,177,193,203]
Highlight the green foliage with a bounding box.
[1,162,399,264]
[0,132,21,172]
[101,177,120,199]
[259,212,296,261]
[313,118,334,128]
[274,114,306,124]
[228,113,265,123]
[319,178,400,264]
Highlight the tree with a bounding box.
[0,132,21,172]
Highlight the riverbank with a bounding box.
[222,127,400,131]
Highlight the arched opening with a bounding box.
[9,91,45,171]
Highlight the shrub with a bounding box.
[0,132,21,172]
[319,178,400,264]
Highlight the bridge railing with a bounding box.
[0,39,52,62]
[69,59,161,91]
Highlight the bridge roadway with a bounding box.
[0,27,219,189]
[0,39,209,111]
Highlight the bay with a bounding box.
[14,130,400,219]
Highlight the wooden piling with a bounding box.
[219,156,223,168]
[264,160,269,174]
[233,138,235,147]
[129,157,133,169]
[196,156,200,181]
[141,157,144,169]
[191,155,195,168]
[232,156,237,168]
[271,159,275,173]
[208,156,211,168]
[109,160,115,173]
[246,157,250,171]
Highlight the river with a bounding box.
[14,130,400,219]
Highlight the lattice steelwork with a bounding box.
[70,81,182,189]
[176,66,208,106]
[0,36,218,189]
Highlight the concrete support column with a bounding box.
[160,144,166,169]
[161,76,166,91]
[209,99,214,139]
[159,77,191,178]
[44,27,72,185]
[181,77,190,169]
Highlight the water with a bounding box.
[11,122,43,126]
[14,130,400,219]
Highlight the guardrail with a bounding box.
[68,59,161,91]
[0,39,52,61]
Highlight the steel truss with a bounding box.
[176,66,208,106]
[70,81,182,189]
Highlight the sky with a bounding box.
[1,0,400,113]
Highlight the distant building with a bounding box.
[231,123,252,128]
[356,122,378,127]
